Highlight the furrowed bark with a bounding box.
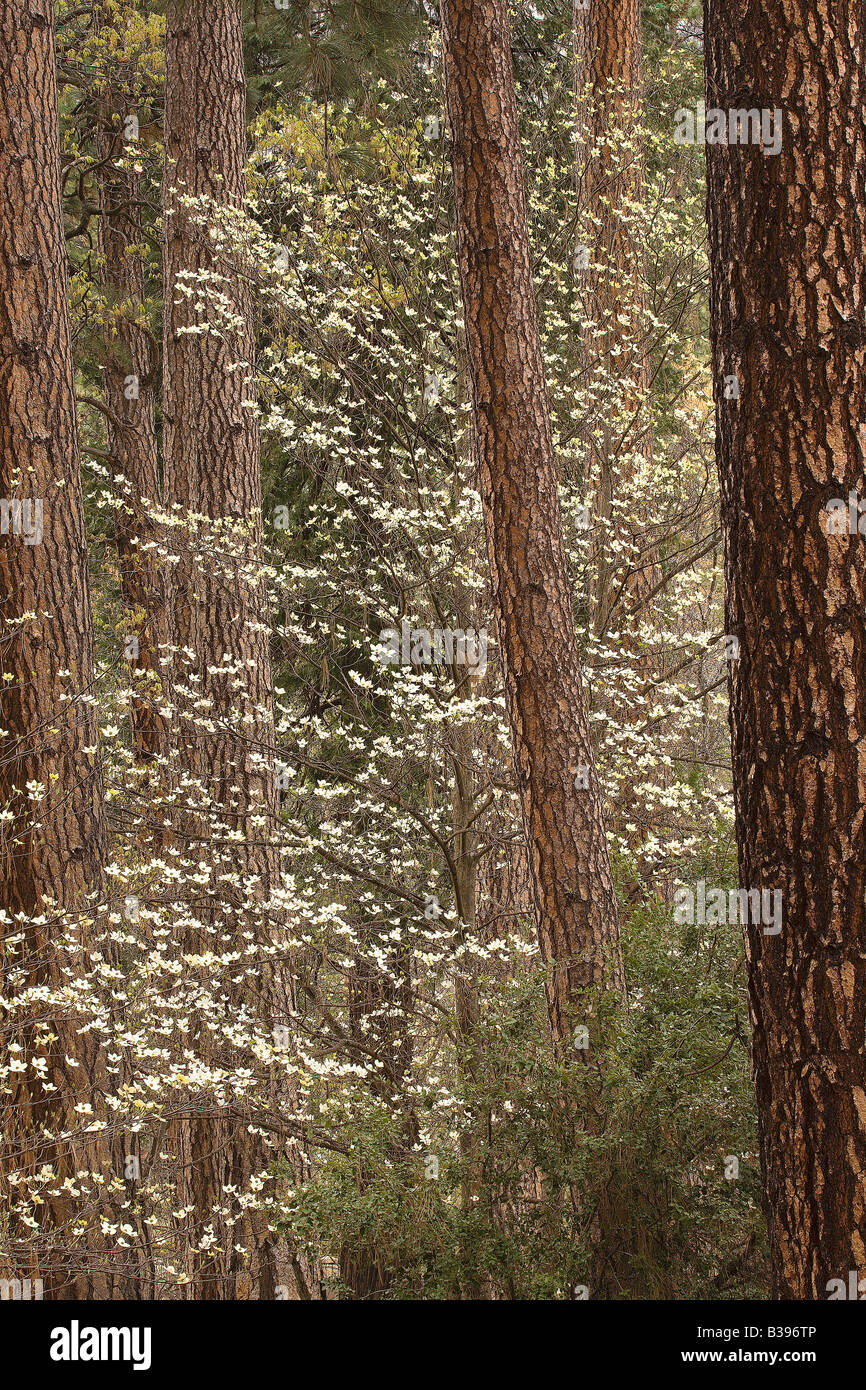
[163,0,284,1300]
[94,2,169,767]
[441,0,624,1047]
[705,0,866,1298]
[0,0,118,1298]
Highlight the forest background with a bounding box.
[1,0,828,1302]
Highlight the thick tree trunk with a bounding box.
[163,0,283,1299]
[705,0,866,1297]
[441,0,624,1048]
[0,0,116,1298]
[94,14,169,766]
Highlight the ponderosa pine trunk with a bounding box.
[0,0,116,1298]
[163,0,284,1299]
[441,0,624,1047]
[94,2,169,767]
[705,0,866,1298]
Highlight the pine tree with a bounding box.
[163,0,285,1299]
[441,0,624,1045]
[705,0,866,1297]
[0,0,115,1298]
[94,0,168,765]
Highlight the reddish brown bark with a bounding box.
[0,0,116,1298]
[441,0,624,1047]
[94,5,169,765]
[163,0,299,1299]
[706,0,866,1297]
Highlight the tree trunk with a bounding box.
[0,0,116,1298]
[573,0,655,639]
[705,0,866,1298]
[94,3,169,767]
[163,0,283,1300]
[441,0,624,1048]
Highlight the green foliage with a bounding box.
[284,884,766,1300]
